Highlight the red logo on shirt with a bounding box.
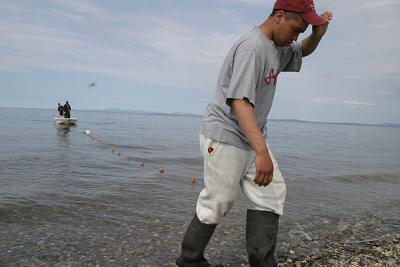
[265,68,279,85]
[208,147,214,154]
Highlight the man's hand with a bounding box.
[312,11,333,37]
[254,149,274,186]
[301,11,333,57]
[231,99,274,187]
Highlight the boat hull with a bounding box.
[54,117,77,125]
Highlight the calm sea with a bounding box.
[1,107,399,265]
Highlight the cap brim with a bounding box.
[300,12,326,26]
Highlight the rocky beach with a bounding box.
[1,201,399,266]
[276,215,400,267]
[197,213,400,267]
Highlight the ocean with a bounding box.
[1,107,399,266]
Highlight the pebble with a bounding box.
[276,215,399,267]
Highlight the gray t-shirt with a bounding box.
[201,27,302,150]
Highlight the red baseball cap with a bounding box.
[273,0,326,26]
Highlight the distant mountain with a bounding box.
[382,123,400,128]
[270,118,400,128]
[269,118,375,126]
[97,108,201,117]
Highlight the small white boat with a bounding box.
[54,117,77,125]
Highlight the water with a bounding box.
[1,107,399,265]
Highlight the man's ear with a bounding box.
[274,10,285,24]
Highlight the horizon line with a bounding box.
[0,106,399,127]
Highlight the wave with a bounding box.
[327,173,400,184]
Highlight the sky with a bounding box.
[0,0,399,124]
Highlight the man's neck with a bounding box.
[259,18,275,42]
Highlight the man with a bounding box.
[57,103,64,117]
[64,101,72,118]
[176,0,332,266]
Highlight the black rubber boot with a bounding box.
[246,210,279,267]
[176,214,222,267]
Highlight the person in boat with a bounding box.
[175,0,332,266]
[57,103,64,117]
[64,101,72,118]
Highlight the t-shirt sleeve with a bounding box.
[279,41,302,72]
[226,49,259,107]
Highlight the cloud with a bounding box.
[53,10,86,23]
[52,0,112,21]
[118,15,236,65]
[366,22,400,30]
[0,10,239,90]
[0,0,399,122]
[362,0,400,9]
[307,98,376,109]
[344,100,376,107]
[307,97,335,105]
[216,8,242,22]
[223,0,272,6]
